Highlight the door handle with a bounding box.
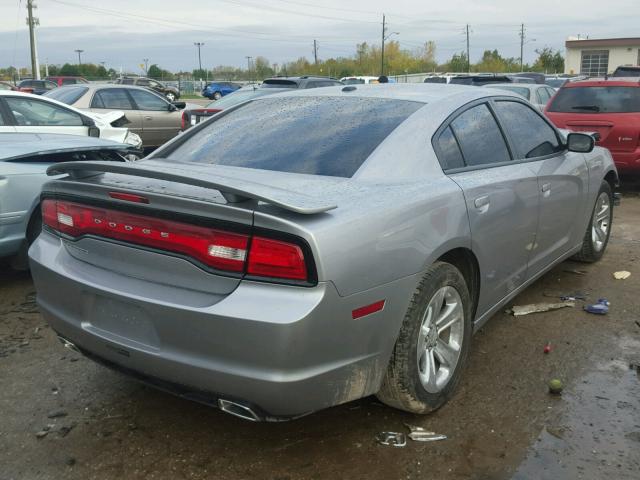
[541,182,551,197]
[474,195,490,212]
[144,116,152,120]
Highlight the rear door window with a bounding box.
[494,100,561,158]
[91,88,134,109]
[5,97,84,126]
[129,90,168,111]
[449,104,511,166]
[548,86,640,113]
[164,96,423,177]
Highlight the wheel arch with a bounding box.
[604,169,619,192]
[437,247,481,321]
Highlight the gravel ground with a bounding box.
[1,193,639,480]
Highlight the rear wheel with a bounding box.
[573,180,613,263]
[377,261,472,414]
[165,92,176,102]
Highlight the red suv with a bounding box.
[45,76,89,87]
[545,79,640,174]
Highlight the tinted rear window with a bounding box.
[613,67,640,78]
[44,86,89,105]
[165,96,423,177]
[548,86,640,113]
[262,79,298,88]
[486,85,530,100]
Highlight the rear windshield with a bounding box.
[164,96,423,177]
[44,86,89,105]
[262,79,298,88]
[485,85,530,100]
[424,77,447,84]
[613,67,640,78]
[548,86,640,113]
[450,77,509,86]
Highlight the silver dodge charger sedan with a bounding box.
[29,84,617,421]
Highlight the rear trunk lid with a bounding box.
[41,160,338,303]
[548,112,640,153]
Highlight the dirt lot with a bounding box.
[1,194,639,480]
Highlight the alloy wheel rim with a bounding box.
[591,192,611,252]
[416,286,464,393]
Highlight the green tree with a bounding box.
[533,47,564,73]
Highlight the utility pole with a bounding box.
[74,49,84,66]
[313,39,318,65]
[143,58,149,75]
[194,42,204,72]
[466,24,470,74]
[519,23,525,72]
[380,14,399,77]
[245,56,253,81]
[380,14,386,76]
[26,0,40,79]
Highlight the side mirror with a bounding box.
[168,103,177,112]
[567,132,595,153]
[88,126,100,138]
[172,101,186,110]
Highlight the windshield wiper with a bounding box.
[570,105,601,112]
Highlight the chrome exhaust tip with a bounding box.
[218,399,261,422]
[57,335,80,353]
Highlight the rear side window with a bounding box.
[436,127,465,169]
[92,89,134,109]
[165,96,423,177]
[5,97,84,126]
[494,101,561,158]
[449,104,511,166]
[44,86,88,105]
[548,86,640,113]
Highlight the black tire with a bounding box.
[573,180,613,263]
[213,91,222,100]
[377,261,472,414]
[10,210,42,271]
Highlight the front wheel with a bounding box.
[213,91,222,100]
[165,92,176,102]
[573,180,613,263]
[377,261,472,414]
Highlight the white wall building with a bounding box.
[565,37,640,75]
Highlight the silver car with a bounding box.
[483,83,557,112]
[29,85,618,421]
[0,133,131,269]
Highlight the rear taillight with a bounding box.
[181,111,187,130]
[41,199,312,283]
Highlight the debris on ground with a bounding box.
[630,363,640,374]
[613,271,631,280]
[47,410,68,419]
[583,299,610,315]
[376,431,406,447]
[512,302,575,316]
[405,425,447,442]
[548,379,564,395]
[35,424,55,439]
[545,426,566,439]
[544,343,552,354]
[544,291,588,302]
[564,269,588,276]
[635,320,640,330]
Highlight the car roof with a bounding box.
[263,83,521,106]
[484,83,536,88]
[0,133,126,161]
[55,83,164,93]
[564,78,640,87]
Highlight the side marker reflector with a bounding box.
[352,300,385,320]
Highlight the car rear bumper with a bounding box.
[29,231,413,419]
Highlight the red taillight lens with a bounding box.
[247,236,307,280]
[42,199,249,272]
[42,199,312,283]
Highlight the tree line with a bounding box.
[0,43,564,82]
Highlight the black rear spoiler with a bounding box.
[47,161,337,215]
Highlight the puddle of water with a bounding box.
[512,360,640,479]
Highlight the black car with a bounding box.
[17,79,58,95]
[612,66,640,77]
[261,76,343,89]
[449,74,535,86]
[114,77,180,101]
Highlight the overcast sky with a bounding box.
[1,0,638,72]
